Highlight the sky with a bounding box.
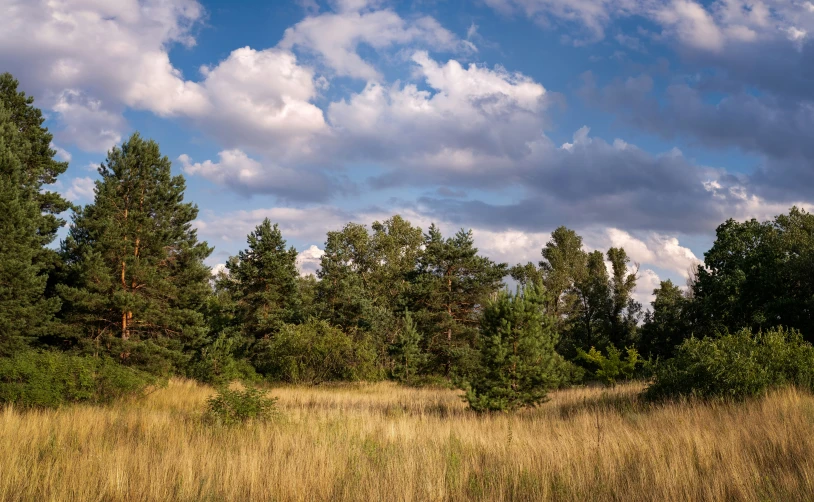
[3,0,813,306]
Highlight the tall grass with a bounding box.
[1,379,813,501]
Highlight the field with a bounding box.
[2,380,814,501]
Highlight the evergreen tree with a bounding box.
[640,279,692,359]
[225,219,301,339]
[415,225,507,376]
[0,74,71,271]
[0,103,60,354]
[58,134,212,373]
[389,309,425,383]
[464,284,562,412]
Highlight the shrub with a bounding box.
[577,345,642,386]
[206,386,277,425]
[0,350,158,408]
[251,319,381,384]
[645,326,814,401]
[187,330,259,385]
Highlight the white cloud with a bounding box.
[485,0,814,50]
[64,176,96,202]
[178,149,341,201]
[0,0,206,150]
[279,7,468,80]
[193,47,327,153]
[603,228,700,278]
[296,245,325,276]
[633,268,662,307]
[656,0,724,51]
[50,143,72,162]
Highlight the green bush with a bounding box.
[577,345,642,386]
[645,326,814,401]
[205,386,277,425]
[251,319,381,384]
[0,350,158,408]
[187,330,259,385]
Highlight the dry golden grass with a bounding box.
[2,379,814,501]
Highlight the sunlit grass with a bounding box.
[1,379,813,501]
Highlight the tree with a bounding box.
[692,208,814,341]
[464,284,563,412]
[414,225,507,376]
[58,133,212,373]
[606,247,640,348]
[224,219,301,339]
[0,102,60,354]
[0,74,71,274]
[389,309,425,383]
[640,279,692,359]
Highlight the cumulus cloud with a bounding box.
[64,176,96,202]
[178,149,349,202]
[296,245,325,276]
[0,0,207,149]
[280,6,470,79]
[329,51,548,185]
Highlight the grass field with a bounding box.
[2,379,814,501]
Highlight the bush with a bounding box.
[206,386,277,425]
[645,326,814,401]
[577,345,642,386]
[0,350,158,408]
[187,330,259,385]
[251,319,381,384]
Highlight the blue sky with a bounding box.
[3,0,813,305]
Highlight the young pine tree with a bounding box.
[58,134,212,373]
[464,284,563,412]
[389,309,425,383]
[224,218,301,339]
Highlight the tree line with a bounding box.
[3,72,814,410]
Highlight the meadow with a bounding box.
[2,380,814,501]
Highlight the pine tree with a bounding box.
[389,309,425,383]
[464,284,563,412]
[0,74,71,269]
[0,103,60,354]
[225,218,301,338]
[640,279,691,359]
[58,134,212,373]
[415,225,507,377]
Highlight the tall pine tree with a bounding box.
[415,225,507,376]
[58,134,212,373]
[0,102,60,354]
[0,74,71,270]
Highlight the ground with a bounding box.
[1,379,813,501]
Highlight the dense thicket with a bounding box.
[3,73,814,410]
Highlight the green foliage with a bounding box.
[0,90,61,354]
[223,219,301,339]
[463,284,563,412]
[187,330,258,385]
[640,279,693,359]
[693,208,814,341]
[389,309,426,383]
[645,327,814,401]
[252,320,381,384]
[0,351,158,408]
[415,225,508,377]
[57,133,212,373]
[577,345,642,386]
[205,386,277,425]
